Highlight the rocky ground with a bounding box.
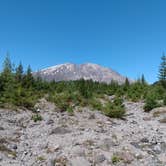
[0,99,166,166]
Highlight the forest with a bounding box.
[0,55,166,119]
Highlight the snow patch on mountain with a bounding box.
[34,63,130,84]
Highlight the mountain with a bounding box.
[34,63,129,84]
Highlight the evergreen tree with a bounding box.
[0,54,16,104]
[78,79,93,98]
[15,62,24,82]
[23,65,34,88]
[125,77,130,87]
[141,74,146,84]
[158,53,166,81]
[1,54,14,87]
[2,53,12,75]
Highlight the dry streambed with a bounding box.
[0,101,165,166]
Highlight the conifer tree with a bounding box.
[15,62,24,83]
[2,53,12,76]
[23,65,34,88]
[0,54,15,103]
[158,53,166,81]
[125,77,130,87]
[1,54,14,86]
[141,74,146,84]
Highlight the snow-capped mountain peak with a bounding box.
[34,63,129,84]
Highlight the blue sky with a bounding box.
[0,0,166,83]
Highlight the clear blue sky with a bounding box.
[0,0,166,83]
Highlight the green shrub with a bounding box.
[113,97,123,106]
[104,104,125,118]
[37,156,45,161]
[48,92,70,111]
[58,101,70,111]
[111,155,121,164]
[15,96,36,109]
[79,98,89,107]
[89,98,103,110]
[103,98,125,118]
[32,114,42,122]
[144,97,159,112]
[67,106,74,115]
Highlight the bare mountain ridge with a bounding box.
[34,63,129,84]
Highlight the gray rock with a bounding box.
[146,157,162,166]
[50,127,71,135]
[39,142,48,150]
[100,138,119,151]
[88,113,95,119]
[72,147,85,157]
[158,153,166,164]
[140,137,149,143]
[143,117,151,121]
[0,155,2,161]
[47,159,55,166]
[0,126,4,130]
[153,144,162,154]
[134,153,144,160]
[71,157,91,166]
[11,144,17,150]
[130,142,140,149]
[99,139,111,151]
[130,120,138,124]
[94,154,106,164]
[150,136,158,145]
[46,119,54,125]
[118,151,134,164]
[160,142,166,152]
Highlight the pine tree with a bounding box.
[2,53,12,75]
[78,79,93,98]
[141,74,146,84]
[15,62,24,83]
[125,77,130,87]
[158,53,166,81]
[0,54,16,104]
[23,65,34,88]
[1,54,14,87]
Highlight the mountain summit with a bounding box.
[34,63,128,84]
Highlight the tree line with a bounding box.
[0,54,165,117]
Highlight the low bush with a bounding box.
[144,96,159,112]
[32,114,42,122]
[89,98,103,110]
[66,106,74,115]
[111,155,121,164]
[103,98,125,119]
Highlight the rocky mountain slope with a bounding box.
[34,63,128,84]
[0,99,166,166]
